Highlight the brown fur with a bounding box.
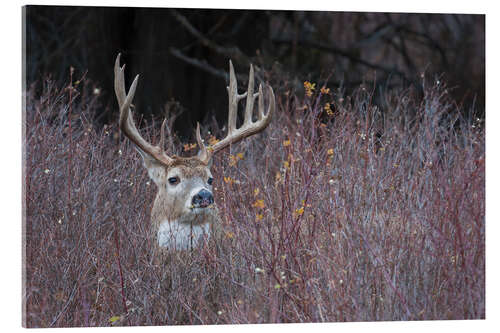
[114,55,274,253]
[143,155,221,251]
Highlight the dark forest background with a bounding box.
[24,6,485,138]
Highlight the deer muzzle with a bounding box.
[191,189,214,208]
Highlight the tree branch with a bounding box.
[169,9,251,65]
[271,36,410,81]
[170,47,260,84]
[170,47,231,81]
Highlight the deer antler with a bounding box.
[114,53,173,166]
[197,60,275,163]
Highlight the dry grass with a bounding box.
[23,76,484,327]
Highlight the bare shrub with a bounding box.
[23,76,484,327]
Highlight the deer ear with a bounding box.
[136,148,166,185]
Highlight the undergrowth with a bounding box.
[23,75,484,326]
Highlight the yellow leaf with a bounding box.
[295,206,304,217]
[109,316,121,323]
[304,81,316,97]
[327,148,334,156]
[208,135,219,146]
[283,139,291,147]
[183,143,197,151]
[229,155,238,167]
[324,103,334,116]
[275,172,282,183]
[252,199,265,209]
[236,152,244,159]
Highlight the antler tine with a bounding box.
[114,54,173,166]
[197,60,274,164]
[244,64,258,125]
[114,54,127,106]
[196,122,210,163]
[159,118,168,152]
[258,84,264,121]
[227,60,247,136]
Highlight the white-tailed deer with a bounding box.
[114,54,275,251]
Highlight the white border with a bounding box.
[5,1,490,13]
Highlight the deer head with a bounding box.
[114,54,275,250]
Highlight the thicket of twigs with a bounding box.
[23,74,484,327]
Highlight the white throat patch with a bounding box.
[157,219,211,250]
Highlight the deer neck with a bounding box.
[151,190,218,249]
[157,219,211,250]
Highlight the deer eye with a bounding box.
[168,176,180,185]
[207,177,213,185]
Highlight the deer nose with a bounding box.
[192,189,214,208]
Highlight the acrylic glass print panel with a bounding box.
[22,5,485,327]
